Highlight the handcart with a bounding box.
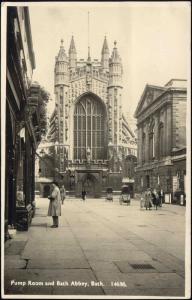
[106,187,113,201]
[119,185,131,205]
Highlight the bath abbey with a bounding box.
[46,36,137,197]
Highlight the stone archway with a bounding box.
[81,173,97,197]
[82,174,94,196]
[75,171,102,198]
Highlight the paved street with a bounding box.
[4,196,186,297]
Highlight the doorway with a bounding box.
[146,175,150,188]
[82,174,96,197]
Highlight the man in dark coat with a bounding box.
[82,190,86,201]
[152,189,159,210]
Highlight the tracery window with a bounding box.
[74,95,106,160]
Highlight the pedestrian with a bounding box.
[144,188,152,210]
[60,184,66,205]
[152,189,159,210]
[140,191,145,209]
[48,181,61,228]
[158,189,163,207]
[82,189,86,201]
[16,184,25,207]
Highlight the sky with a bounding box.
[29,2,190,121]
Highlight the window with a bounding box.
[146,175,150,188]
[74,95,106,160]
[142,133,146,163]
[141,177,143,188]
[149,122,155,160]
[159,123,164,158]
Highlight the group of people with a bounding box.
[140,188,164,210]
[47,182,163,228]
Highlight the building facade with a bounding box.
[5,7,43,237]
[48,37,137,197]
[134,79,187,204]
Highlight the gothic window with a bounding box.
[159,123,164,158]
[74,95,106,160]
[149,122,155,160]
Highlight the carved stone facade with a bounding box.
[48,37,137,196]
[134,79,187,204]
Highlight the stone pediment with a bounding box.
[134,85,166,118]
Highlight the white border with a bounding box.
[1,2,7,300]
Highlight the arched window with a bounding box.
[74,95,107,160]
[142,133,146,163]
[159,123,164,158]
[149,122,155,160]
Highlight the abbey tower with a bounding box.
[49,37,136,196]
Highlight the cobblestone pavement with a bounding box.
[3,196,188,298]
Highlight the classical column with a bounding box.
[138,125,142,166]
[145,121,150,162]
[154,113,159,160]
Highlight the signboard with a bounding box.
[165,193,171,204]
[122,177,134,183]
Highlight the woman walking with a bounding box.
[140,191,145,209]
[48,182,61,228]
[144,188,153,210]
[60,184,66,205]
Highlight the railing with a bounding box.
[70,159,108,164]
[68,159,109,169]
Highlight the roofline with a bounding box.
[24,7,36,69]
[146,84,166,90]
[134,84,166,118]
[134,82,187,118]
[165,79,187,86]
[122,114,135,137]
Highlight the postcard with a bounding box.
[1,1,191,299]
